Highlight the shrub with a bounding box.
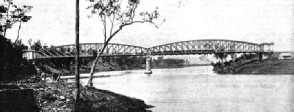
[0,35,36,82]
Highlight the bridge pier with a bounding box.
[259,52,263,61]
[145,56,152,74]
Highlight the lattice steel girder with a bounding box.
[41,49,56,57]
[30,40,272,59]
[36,43,149,59]
[50,48,66,57]
[149,39,265,54]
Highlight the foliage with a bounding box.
[0,1,34,82]
[0,35,36,82]
[86,0,161,43]
[211,53,259,74]
[213,44,229,63]
[214,53,228,63]
[0,1,32,35]
[29,39,43,51]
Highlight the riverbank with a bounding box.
[233,58,294,74]
[0,81,153,111]
[212,52,294,74]
[36,57,192,76]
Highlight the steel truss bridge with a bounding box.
[23,39,274,60]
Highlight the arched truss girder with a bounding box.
[31,39,273,59]
[149,39,264,55]
[35,43,148,59]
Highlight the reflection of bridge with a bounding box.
[23,39,274,74]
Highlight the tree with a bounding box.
[30,39,43,51]
[0,35,35,82]
[213,44,228,63]
[86,0,163,86]
[0,1,32,43]
[214,53,228,63]
[0,1,34,82]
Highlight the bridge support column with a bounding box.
[259,52,263,61]
[145,56,152,74]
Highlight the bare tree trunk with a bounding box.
[75,0,80,111]
[12,22,22,46]
[87,44,108,87]
[87,26,123,87]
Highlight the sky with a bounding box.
[4,0,294,52]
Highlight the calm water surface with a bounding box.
[80,66,294,112]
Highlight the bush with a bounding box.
[39,92,57,101]
[0,35,36,82]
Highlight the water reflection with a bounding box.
[80,66,293,112]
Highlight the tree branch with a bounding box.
[105,20,156,44]
[122,20,158,28]
[108,14,114,36]
[102,15,107,43]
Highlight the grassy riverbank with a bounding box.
[234,57,294,74]
[1,81,153,111]
[212,52,294,74]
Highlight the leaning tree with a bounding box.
[86,0,163,86]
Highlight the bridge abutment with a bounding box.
[23,49,36,60]
[145,56,152,74]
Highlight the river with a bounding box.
[80,66,294,112]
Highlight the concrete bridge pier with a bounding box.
[145,56,152,74]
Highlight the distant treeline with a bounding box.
[151,57,187,68]
[36,56,189,75]
[35,56,146,75]
[184,64,211,67]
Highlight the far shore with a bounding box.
[212,52,294,74]
[61,64,211,79]
[61,70,135,79]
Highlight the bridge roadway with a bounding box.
[23,39,274,74]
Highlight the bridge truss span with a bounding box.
[149,39,273,55]
[23,39,274,59]
[33,43,148,59]
[22,39,275,75]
